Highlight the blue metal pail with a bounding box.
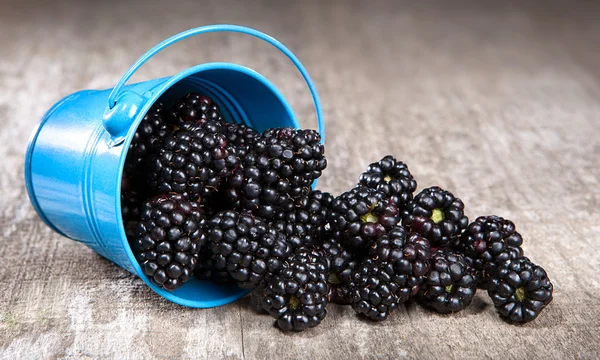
[24,25,325,308]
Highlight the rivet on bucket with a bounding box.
[24,24,325,308]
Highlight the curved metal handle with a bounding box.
[107,24,325,140]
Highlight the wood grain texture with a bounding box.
[1,0,599,359]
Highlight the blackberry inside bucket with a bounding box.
[121,92,327,291]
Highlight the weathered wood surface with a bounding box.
[1,1,599,359]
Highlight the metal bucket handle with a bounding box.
[105,24,325,142]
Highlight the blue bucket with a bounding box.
[24,25,325,308]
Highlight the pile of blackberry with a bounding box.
[121,93,553,332]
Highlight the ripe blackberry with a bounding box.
[147,120,238,200]
[359,155,417,210]
[259,128,326,189]
[262,247,330,332]
[348,258,403,321]
[488,257,553,323]
[134,193,206,290]
[322,238,361,305]
[207,210,292,289]
[224,128,326,219]
[402,186,468,248]
[328,186,400,252]
[270,190,334,249]
[370,227,431,301]
[168,93,223,126]
[457,216,524,287]
[417,249,477,314]
[125,102,169,173]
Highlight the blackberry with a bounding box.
[147,120,238,200]
[259,128,326,189]
[322,238,361,305]
[224,128,326,219]
[370,227,431,301]
[359,155,417,210]
[262,247,330,332]
[417,249,477,314]
[125,102,169,173]
[348,258,403,321]
[402,186,468,248]
[488,257,553,323]
[457,216,524,287]
[134,193,206,290]
[207,210,292,289]
[270,190,334,249]
[168,93,223,126]
[328,186,400,252]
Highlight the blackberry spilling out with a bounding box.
[402,186,468,248]
[270,190,334,250]
[457,216,524,287]
[370,227,431,302]
[262,247,330,332]
[133,193,206,290]
[359,155,417,211]
[224,128,326,219]
[488,257,553,323]
[119,91,552,332]
[417,249,477,314]
[207,210,291,289]
[328,187,400,252]
[348,258,403,321]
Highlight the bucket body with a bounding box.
[24,25,325,308]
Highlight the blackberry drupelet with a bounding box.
[262,247,330,332]
[224,128,326,219]
[270,190,334,249]
[359,155,417,210]
[371,227,431,301]
[457,216,524,287]
[134,193,206,290]
[417,248,477,314]
[402,186,468,248]
[147,120,238,200]
[322,238,361,305]
[488,257,553,323]
[124,102,169,173]
[328,186,400,252]
[168,92,223,126]
[207,210,292,289]
[348,258,403,321]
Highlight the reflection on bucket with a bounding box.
[24,25,324,308]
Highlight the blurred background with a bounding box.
[1,1,599,359]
